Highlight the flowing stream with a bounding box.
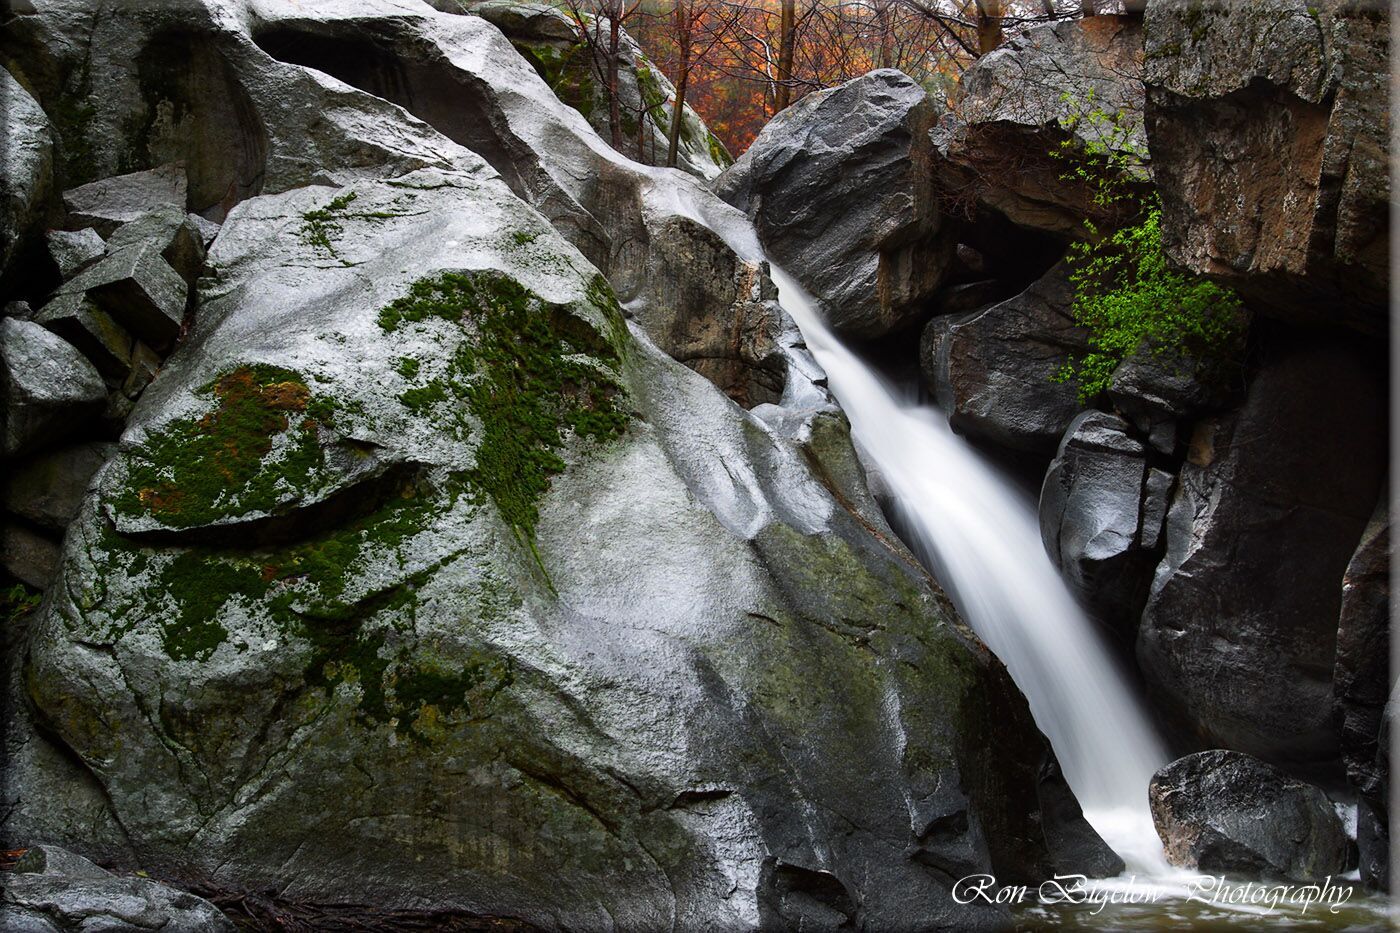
[764,267,1171,873]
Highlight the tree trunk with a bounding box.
[666,4,693,168]
[774,0,795,112]
[607,13,622,148]
[974,0,1003,56]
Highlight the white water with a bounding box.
[647,174,1171,871]
[766,266,1171,873]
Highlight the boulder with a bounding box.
[1,845,233,933]
[45,228,106,279]
[1138,331,1387,762]
[15,165,1089,932]
[56,245,188,347]
[1039,411,1156,633]
[0,318,106,458]
[716,69,954,340]
[33,292,134,379]
[1143,1,1388,333]
[1335,498,1391,888]
[2,442,116,532]
[920,262,1087,455]
[1148,750,1349,882]
[61,165,188,236]
[0,68,53,278]
[931,15,1146,238]
[1,522,61,589]
[627,214,786,408]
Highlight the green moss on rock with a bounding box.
[113,365,342,529]
[379,270,630,542]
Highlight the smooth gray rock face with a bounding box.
[920,262,1086,455]
[0,318,106,457]
[1039,411,1156,634]
[61,165,188,236]
[1,68,53,278]
[2,845,234,933]
[2,442,116,531]
[932,15,1145,238]
[715,69,953,340]
[57,245,189,348]
[33,293,135,380]
[1334,498,1390,889]
[45,228,106,279]
[1138,333,1387,763]
[1149,750,1349,883]
[1144,0,1388,333]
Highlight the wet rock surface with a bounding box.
[1149,750,1349,883]
[921,261,1087,455]
[716,69,953,340]
[0,2,1107,929]
[931,15,1146,238]
[0,845,233,933]
[1137,332,1387,763]
[1144,0,1389,333]
[1039,411,1158,634]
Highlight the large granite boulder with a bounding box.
[1039,411,1159,633]
[932,15,1146,238]
[1335,500,1391,889]
[1144,1,1389,333]
[1137,331,1387,763]
[3,2,1111,926]
[0,845,233,933]
[0,68,54,278]
[716,69,954,340]
[17,163,1076,933]
[1149,750,1349,883]
[920,262,1087,455]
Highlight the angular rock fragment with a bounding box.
[61,164,187,235]
[33,292,134,379]
[57,245,188,346]
[45,228,106,278]
[106,205,208,285]
[0,318,106,457]
[921,262,1087,454]
[717,69,953,339]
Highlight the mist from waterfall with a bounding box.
[767,266,1171,873]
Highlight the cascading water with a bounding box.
[765,266,1171,872]
[652,177,1170,870]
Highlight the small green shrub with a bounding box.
[1051,94,1246,402]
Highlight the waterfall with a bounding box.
[767,266,1171,874]
[650,174,1170,872]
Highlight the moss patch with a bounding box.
[113,364,337,528]
[380,270,630,543]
